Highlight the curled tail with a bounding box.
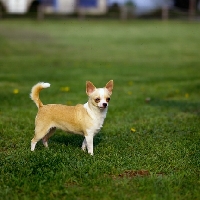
[30,82,50,108]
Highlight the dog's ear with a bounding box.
[105,80,113,94]
[86,81,96,96]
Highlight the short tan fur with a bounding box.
[30,80,113,155]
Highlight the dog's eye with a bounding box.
[106,98,110,102]
[95,98,100,103]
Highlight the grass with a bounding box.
[0,18,200,199]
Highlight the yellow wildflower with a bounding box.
[13,89,19,94]
[66,101,72,106]
[131,128,136,132]
[128,81,133,86]
[185,93,189,98]
[60,87,70,92]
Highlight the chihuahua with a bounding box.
[30,80,113,155]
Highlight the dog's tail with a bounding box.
[30,82,50,108]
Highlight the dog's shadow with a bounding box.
[49,131,103,149]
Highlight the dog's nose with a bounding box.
[103,103,107,108]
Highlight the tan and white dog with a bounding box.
[30,80,113,155]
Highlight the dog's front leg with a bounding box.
[85,135,94,155]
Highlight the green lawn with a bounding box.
[0,19,200,200]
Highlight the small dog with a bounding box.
[30,80,113,155]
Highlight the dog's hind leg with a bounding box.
[31,140,37,151]
[31,126,50,151]
[42,127,56,148]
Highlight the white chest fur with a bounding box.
[84,102,107,135]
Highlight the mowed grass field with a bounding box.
[0,19,200,199]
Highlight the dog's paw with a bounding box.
[81,147,86,152]
[88,152,93,156]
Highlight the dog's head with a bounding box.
[86,80,113,110]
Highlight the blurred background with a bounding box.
[0,0,199,20]
[0,3,200,198]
